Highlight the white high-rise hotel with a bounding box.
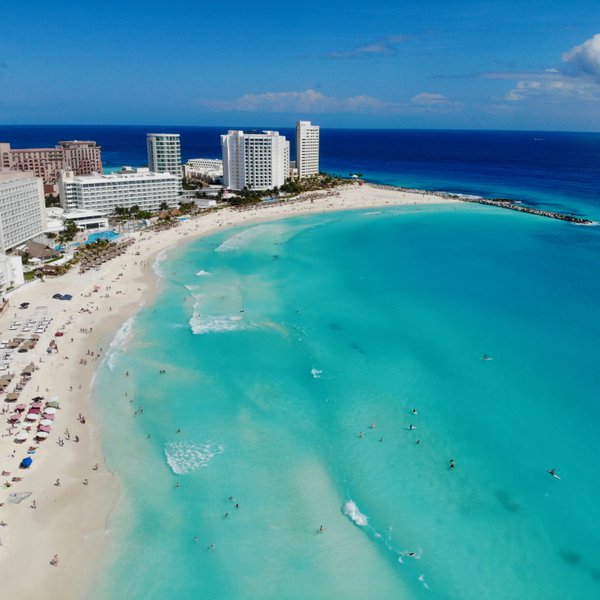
[296,121,320,178]
[221,130,290,191]
[147,133,182,180]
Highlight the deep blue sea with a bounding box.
[2,126,600,598]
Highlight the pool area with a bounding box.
[86,230,120,244]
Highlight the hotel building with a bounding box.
[183,158,223,180]
[0,171,47,252]
[295,121,320,178]
[221,130,290,191]
[0,141,103,193]
[58,167,180,213]
[147,133,182,180]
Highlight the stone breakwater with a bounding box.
[364,183,594,224]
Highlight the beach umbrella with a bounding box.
[28,407,41,414]
[5,393,19,402]
[38,425,51,433]
[20,456,33,467]
[46,400,60,408]
[15,404,26,412]
[22,363,35,375]
[39,418,53,426]
[31,402,42,408]
[15,431,28,442]
[8,414,20,422]
[25,413,38,421]
[32,396,45,401]
[43,407,57,414]
[35,431,48,440]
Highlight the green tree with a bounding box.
[58,219,78,244]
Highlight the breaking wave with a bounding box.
[342,499,368,527]
[153,249,169,278]
[196,269,210,276]
[104,316,136,371]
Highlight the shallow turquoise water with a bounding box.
[92,203,600,599]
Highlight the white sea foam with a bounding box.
[311,367,322,379]
[215,224,273,252]
[153,249,169,278]
[189,313,244,335]
[196,269,210,276]
[104,316,136,371]
[342,500,368,527]
[165,441,224,474]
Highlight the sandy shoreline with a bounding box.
[0,183,457,598]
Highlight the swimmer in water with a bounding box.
[408,424,416,430]
[547,468,561,480]
[412,408,418,415]
[358,431,364,438]
[370,422,376,429]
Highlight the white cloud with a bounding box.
[324,35,411,59]
[199,88,459,115]
[562,33,600,78]
[411,92,450,106]
[200,89,397,114]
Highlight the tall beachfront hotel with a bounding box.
[296,121,320,178]
[221,130,290,191]
[0,171,47,252]
[146,133,182,180]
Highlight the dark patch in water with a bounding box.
[559,550,582,566]
[588,568,600,581]
[350,342,367,354]
[329,323,344,331]
[495,490,521,513]
[272,255,279,260]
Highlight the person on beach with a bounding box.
[50,554,59,566]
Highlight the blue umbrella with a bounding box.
[20,457,33,469]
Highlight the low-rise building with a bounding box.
[0,171,47,252]
[46,207,110,233]
[58,167,180,213]
[183,158,223,180]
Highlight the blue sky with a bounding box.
[2,0,600,130]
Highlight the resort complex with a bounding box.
[0,141,102,194]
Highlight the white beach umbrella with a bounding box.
[43,407,57,415]
[15,431,28,441]
[39,419,53,426]
[35,431,49,439]
[25,413,38,421]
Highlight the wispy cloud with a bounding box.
[323,35,411,59]
[199,89,394,113]
[198,88,459,116]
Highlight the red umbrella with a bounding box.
[38,425,51,433]
[15,404,27,412]
[43,413,55,420]
[8,414,20,422]
[28,407,41,415]
[31,402,42,408]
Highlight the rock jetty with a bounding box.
[364,183,593,224]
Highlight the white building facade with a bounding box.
[221,130,289,191]
[296,121,320,178]
[0,254,24,293]
[147,133,182,180]
[58,168,180,213]
[0,172,47,252]
[183,158,223,180]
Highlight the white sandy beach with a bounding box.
[0,183,457,599]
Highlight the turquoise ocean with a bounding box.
[90,198,600,599]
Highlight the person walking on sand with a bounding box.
[50,554,59,566]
